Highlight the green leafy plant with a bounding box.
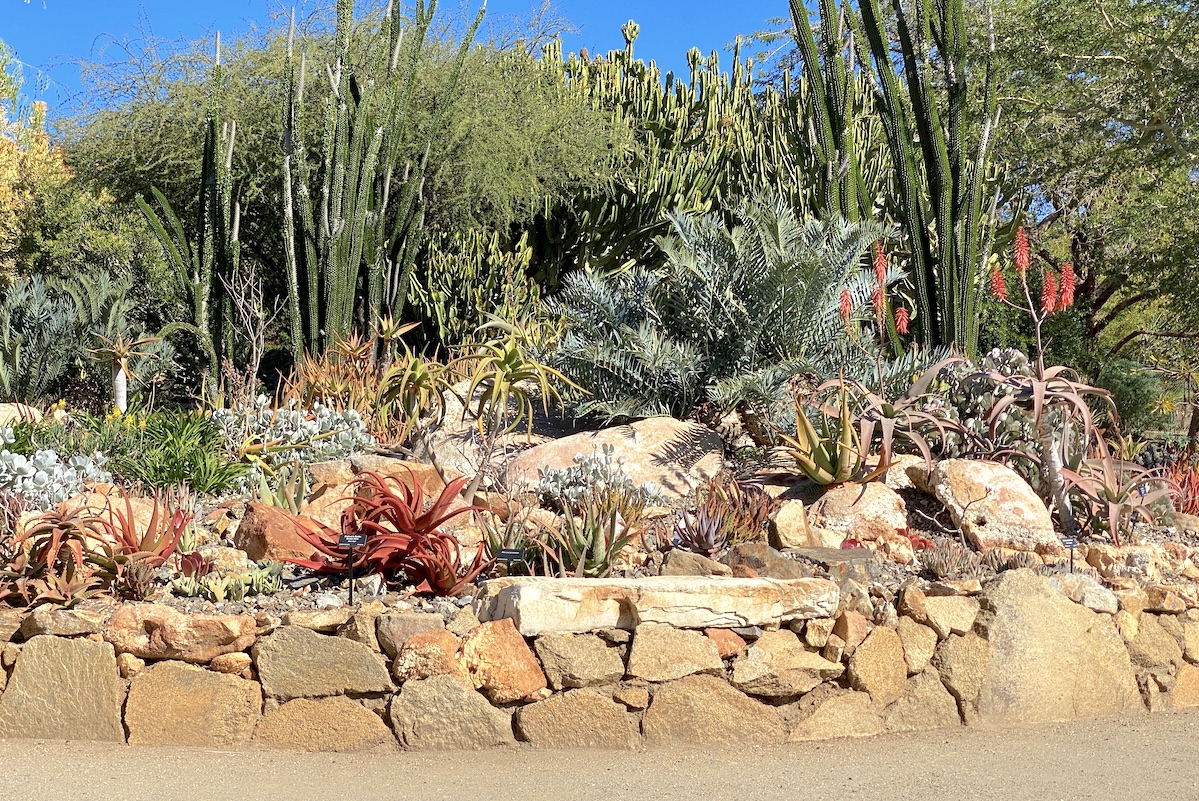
[253,462,314,516]
[536,497,636,578]
[779,381,886,486]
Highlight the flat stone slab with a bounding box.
[474,576,839,636]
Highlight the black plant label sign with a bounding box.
[339,533,368,548]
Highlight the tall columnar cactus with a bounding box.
[281,0,484,363]
[137,34,238,388]
[538,25,889,281]
[792,0,1002,354]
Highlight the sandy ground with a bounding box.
[2,711,1197,801]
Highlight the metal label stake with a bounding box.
[339,533,367,604]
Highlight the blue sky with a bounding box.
[5,0,786,114]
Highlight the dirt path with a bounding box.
[3,711,1197,801]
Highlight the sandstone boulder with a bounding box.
[105,604,256,664]
[389,674,515,750]
[896,616,938,674]
[720,543,811,580]
[234,502,317,562]
[392,630,467,683]
[252,626,392,700]
[847,627,907,705]
[730,629,843,698]
[785,687,884,741]
[1048,572,1119,614]
[377,612,446,659]
[505,417,723,505]
[627,624,723,682]
[660,549,732,577]
[533,633,625,690]
[515,690,640,749]
[1127,614,1184,669]
[20,606,105,638]
[884,669,961,732]
[770,500,842,549]
[929,460,1057,553]
[474,576,839,635]
[0,636,125,741]
[923,595,979,639]
[807,483,910,563]
[1169,663,1199,708]
[643,675,784,745]
[283,607,355,632]
[0,402,41,425]
[255,697,396,752]
[461,619,547,703]
[931,570,1140,725]
[125,661,260,746]
[0,608,23,644]
[704,628,748,659]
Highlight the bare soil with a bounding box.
[3,711,1198,801]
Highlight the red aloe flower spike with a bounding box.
[873,242,887,285]
[839,288,853,322]
[895,307,910,335]
[871,285,885,316]
[1041,269,1058,316]
[1059,262,1075,310]
[1014,226,1030,278]
[991,264,1008,302]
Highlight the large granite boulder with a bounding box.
[515,690,640,749]
[105,604,256,663]
[642,675,785,745]
[931,569,1140,724]
[125,661,261,746]
[388,674,515,750]
[929,459,1058,553]
[252,626,392,701]
[254,696,396,752]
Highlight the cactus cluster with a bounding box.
[923,349,1041,458]
[171,560,284,602]
[980,549,1039,574]
[920,541,983,580]
[0,428,110,510]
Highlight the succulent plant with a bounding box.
[533,444,668,526]
[169,575,203,598]
[0,428,111,510]
[920,541,983,580]
[244,561,284,595]
[674,507,728,558]
[116,559,156,601]
[179,551,214,579]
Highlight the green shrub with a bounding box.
[1095,359,1166,434]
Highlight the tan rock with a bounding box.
[923,595,979,639]
[0,608,23,644]
[255,696,396,752]
[1144,585,1187,614]
[474,576,840,636]
[337,601,387,651]
[803,617,835,649]
[897,617,938,674]
[376,612,446,659]
[389,674,515,750]
[1127,615,1184,669]
[730,629,842,698]
[283,607,355,632]
[627,623,723,683]
[105,604,256,664]
[932,570,1140,725]
[461,618,547,703]
[770,500,842,549]
[613,685,650,709]
[20,606,105,638]
[233,502,317,562]
[446,605,481,637]
[1182,618,1199,663]
[1048,572,1118,614]
[534,633,625,690]
[660,549,733,577]
[926,579,983,597]
[252,626,392,701]
[116,652,146,679]
[125,661,261,746]
[848,627,907,705]
[930,459,1057,553]
[392,630,466,683]
[822,633,846,663]
[504,417,724,506]
[704,628,748,659]
[721,542,812,580]
[785,687,884,741]
[0,402,41,425]
[210,652,253,675]
[1169,663,1199,708]
[808,483,908,548]
[0,636,125,741]
[196,545,255,575]
[515,690,640,749]
[897,584,929,624]
[832,611,870,654]
[884,669,961,732]
[1115,610,1140,641]
[643,675,784,745]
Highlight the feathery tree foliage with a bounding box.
[547,192,893,422]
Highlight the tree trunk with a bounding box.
[112,363,128,413]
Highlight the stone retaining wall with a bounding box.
[0,569,1194,751]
